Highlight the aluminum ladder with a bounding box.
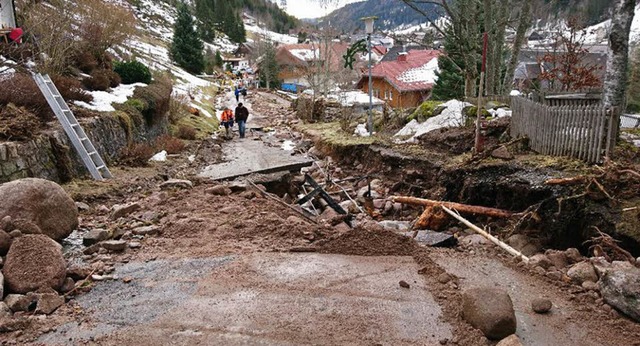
[33,73,113,180]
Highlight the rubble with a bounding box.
[82,229,110,246]
[600,265,640,322]
[110,202,142,220]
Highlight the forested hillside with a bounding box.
[318,0,613,32]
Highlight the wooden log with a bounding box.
[544,176,588,185]
[414,206,449,231]
[441,206,529,264]
[392,196,513,218]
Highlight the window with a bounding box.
[374,89,380,99]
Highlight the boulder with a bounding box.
[205,185,232,196]
[531,298,552,313]
[159,179,193,190]
[34,293,65,315]
[110,202,141,220]
[506,234,540,257]
[600,266,640,322]
[529,254,553,270]
[132,226,160,236]
[567,261,598,285]
[496,335,524,346]
[4,294,37,312]
[460,234,491,247]
[0,230,11,255]
[82,229,110,246]
[4,235,66,294]
[564,248,583,264]
[462,288,517,340]
[0,303,10,318]
[491,146,514,160]
[102,240,127,252]
[0,178,78,241]
[545,250,569,270]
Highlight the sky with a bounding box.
[275,0,364,19]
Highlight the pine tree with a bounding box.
[431,25,466,100]
[215,50,224,67]
[259,41,280,89]
[170,2,205,74]
[195,0,216,42]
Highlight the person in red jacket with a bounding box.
[220,107,234,139]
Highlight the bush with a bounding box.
[114,60,152,84]
[168,94,190,124]
[154,134,186,154]
[74,51,99,74]
[176,124,197,140]
[132,76,173,125]
[124,98,148,112]
[0,73,53,121]
[0,104,43,140]
[49,75,94,103]
[83,69,111,91]
[119,142,155,167]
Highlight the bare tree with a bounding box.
[502,0,531,94]
[603,0,637,108]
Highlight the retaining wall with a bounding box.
[0,112,167,183]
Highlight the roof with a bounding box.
[360,50,442,92]
[275,43,352,72]
[381,45,427,62]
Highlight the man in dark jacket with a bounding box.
[234,103,249,138]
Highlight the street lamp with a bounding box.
[361,16,377,136]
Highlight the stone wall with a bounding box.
[0,112,167,183]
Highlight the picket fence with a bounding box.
[510,96,619,163]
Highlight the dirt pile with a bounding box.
[319,227,419,256]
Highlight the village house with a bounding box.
[358,49,441,109]
[274,42,355,92]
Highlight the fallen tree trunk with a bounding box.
[392,196,513,218]
[545,176,588,185]
[442,206,529,264]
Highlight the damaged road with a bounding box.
[2,91,640,346]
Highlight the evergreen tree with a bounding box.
[170,2,205,74]
[431,25,466,100]
[195,0,216,42]
[215,50,224,68]
[259,41,280,89]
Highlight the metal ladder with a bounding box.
[33,73,112,180]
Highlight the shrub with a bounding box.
[154,134,185,154]
[132,76,173,125]
[75,0,136,59]
[176,124,197,140]
[106,69,122,88]
[114,60,152,84]
[119,142,154,167]
[83,69,111,91]
[0,104,43,141]
[124,98,147,112]
[168,94,190,124]
[51,75,94,103]
[74,51,99,74]
[0,73,53,121]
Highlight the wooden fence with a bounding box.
[510,96,619,163]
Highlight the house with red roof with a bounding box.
[274,43,356,92]
[357,50,441,109]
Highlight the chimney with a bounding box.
[397,52,408,62]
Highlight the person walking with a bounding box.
[220,107,234,139]
[235,103,249,139]
[234,86,241,102]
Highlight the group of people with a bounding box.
[220,102,249,139]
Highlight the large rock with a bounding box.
[496,335,524,346]
[34,293,65,315]
[4,235,67,294]
[0,178,78,241]
[462,288,517,340]
[600,266,640,322]
[4,294,37,312]
[567,261,598,285]
[0,229,11,255]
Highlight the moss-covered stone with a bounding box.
[407,100,443,123]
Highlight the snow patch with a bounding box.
[394,100,472,141]
[398,57,439,84]
[75,83,147,112]
[281,140,296,151]
[150,150,167,162]
[354,123,371,137]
